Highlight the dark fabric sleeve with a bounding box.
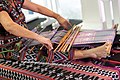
[0,0,3,11]
[21,0,24,7]
[17,0,25,8]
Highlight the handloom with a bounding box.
[0,25,120,80]
[17,25,116,62]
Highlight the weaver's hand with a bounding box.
[56,15,72,30]
[37,36,53,51]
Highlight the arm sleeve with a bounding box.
[17,0,25,8]
[0,0,3,12]
[21,0,24,7]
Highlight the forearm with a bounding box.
[22,0,71,30]
[0,11,41,40]
[23,0,60,19]
[6,22,43,41]
[36,5,60,19]
[0,10,53,50]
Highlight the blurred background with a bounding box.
[23,0,120,31]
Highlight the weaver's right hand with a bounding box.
[37,36,53,51]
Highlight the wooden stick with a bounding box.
[40,45,44,50]
[65,26,79,52]
[30,46,35,53]
[58,28,75,52]
[62,44,69,52]
[67,26,81,52]
[54,26,76,52]
[61,26,78,52]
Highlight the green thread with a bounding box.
[15,43,21,51]
[0,49,15,54]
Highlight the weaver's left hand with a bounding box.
[56,15,72,30]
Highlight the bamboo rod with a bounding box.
[58,27,75,52]
[61,44,69,52]
[54,26,76,52]
[40,45,44,50]
[66,26,81,52]
[30,46,35,53]
[61,26,78,52]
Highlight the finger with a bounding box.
[62,23,72,30]
[49,43,53,51]
[68,22,72,27]
[68,23,72,29]
[44,45,50,51]
[61,22,68,29]
[45,43,53,51]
